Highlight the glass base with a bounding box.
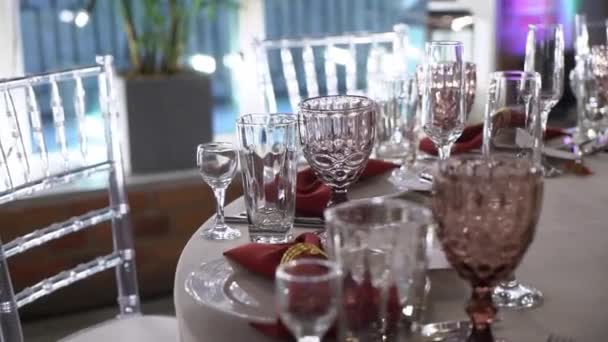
[249,229,293,244]
[419,321,507,342]
[200,223,242,241]
[541,162,563,178]
[389,164,433,191]
[492,282,543,309]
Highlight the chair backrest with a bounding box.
[0,56,140,342]
[254,24,410,112]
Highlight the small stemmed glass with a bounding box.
[275,259,342,342]
[196,142,241,240]
[524,24,565,177]
[421,41,467,161]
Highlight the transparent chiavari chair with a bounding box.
[254,24,410,112]
[0,56,178,342]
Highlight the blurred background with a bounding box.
[1,0,608,340]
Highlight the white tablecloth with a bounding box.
[174,156,608,341]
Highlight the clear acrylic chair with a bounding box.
[0,56,178,341]
[254,24,410,112]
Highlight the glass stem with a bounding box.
[437,144,452,161]
[499,273,519,288]
[466,286,496,342]
[328,189,348,207]
[213,187,227,228]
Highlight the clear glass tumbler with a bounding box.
[420,41,466,161]
[482,71,545,309]
[275,259,342,342]
[325,197,431,341]
[236,113,298,243]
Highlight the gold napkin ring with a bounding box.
[281,243,327,264]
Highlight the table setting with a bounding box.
[174,18,608,342]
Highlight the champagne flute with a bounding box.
[421,41,466,161]
[524,24,565,177]
[196,142,241,240]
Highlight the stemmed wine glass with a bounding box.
[421,41,466,161]
[196,142,241,240]
[275,259,342,342]
[432,156,544,341]
[524,24,565,177]
[482,71,545,309]
[298,95,376,207]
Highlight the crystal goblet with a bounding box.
[298,95,376,207]
[432,156,544,341]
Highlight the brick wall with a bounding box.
[0,174,242,319]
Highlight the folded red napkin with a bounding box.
[296,159,399,217]
[224,233,326,338]
[419,123,566,156]
[223,233,325,280]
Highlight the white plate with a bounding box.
[185,258,275,324]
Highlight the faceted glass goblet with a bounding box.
[298,95,376,207]
[432,156,544,342]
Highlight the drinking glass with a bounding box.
[372,76,418,161]
[237,114,298,243]
[433,156,544,341]
[482,71,545,309]
[196,142,241,240]
[524,24,564,177]
[420,41,466,160]
[298,95,376,207]
[275,259,342,342]
[325,197,431,341]
[483,71,543,167]
[591,45,608,114]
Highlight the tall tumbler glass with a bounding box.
[421,41,466,161]
[482,71,545,309]
[372,76,418,162]
[298,95,376,207]
[325,198,431,341]
[237,114,298,243]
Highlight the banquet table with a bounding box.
[174,155,608,342]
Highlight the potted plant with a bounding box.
[116,0,237,174]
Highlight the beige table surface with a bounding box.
[174,157,608,342]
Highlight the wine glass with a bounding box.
[275,259,342,342]
[298,95,376,207]
[524,24,565,177]
[421,41,466,161]
[432,155,544,341]
[482,71,545,309]
[196,142,241,240]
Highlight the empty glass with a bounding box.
[482,71,545,310]
[371,75,418,162]
[237,114,298,243]
[275,259,342,342]
[525,24,564,132]
[196,142,241,240]
[483,71,543,167]
[325,197,431,341]
[525,24,565,177]
[433,156,544,341]
[298,95,376,207]
[421,41,467,160]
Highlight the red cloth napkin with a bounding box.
[224,233,326,338]
[223,233,325,280]
[419,123,567,156]
[296,159,398,217]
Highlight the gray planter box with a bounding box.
[120,73,213,174]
